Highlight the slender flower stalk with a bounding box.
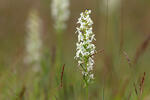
[51,0,70,70]
[24,9,43,72]
[51,0,70,32]
[75,9,96,87]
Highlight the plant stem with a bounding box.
[86,86,89,100]
[56,30,63,67]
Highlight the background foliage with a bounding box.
[0,0,150,99]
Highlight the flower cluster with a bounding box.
[51,0,70,31]
[24,9,42,72]
[75,10,96,86]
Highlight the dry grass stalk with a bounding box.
[133,82,138,96]
[139,72,146,95]
[16,85,26,100]
[60,64,65,88]
[134,35,150,64]
[122,51,131,67]
[133,72,146,100]
[90,49,104,58]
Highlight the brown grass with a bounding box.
[134,35,150,64]
[139,72,146,95]
[16,85,26,100]
[133,82,138,96]
[60,64,65,88]
[122,51,131,67]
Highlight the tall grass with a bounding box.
[0,0,150,100]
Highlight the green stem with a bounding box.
[85,59,89,99]
[56,30,63,66]
[86,86,89,100]
[54,29,64,87]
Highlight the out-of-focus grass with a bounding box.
[0,0,150,100]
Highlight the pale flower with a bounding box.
[75,9,96,86]
[51,0,70,31]
[24,9,43,72]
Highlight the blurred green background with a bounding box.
[0,0,150,100]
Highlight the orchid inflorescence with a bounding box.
[24,10,42,72]
[75,9,96,87]
[51,0,70,32]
